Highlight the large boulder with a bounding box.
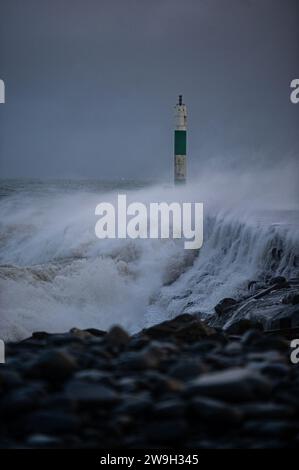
[186,367,272,402]
[225,319,264,335]
[214,298,237,316]
[140,313,215,343]
[282,292,299,305]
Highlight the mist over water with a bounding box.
[0,166,298,342]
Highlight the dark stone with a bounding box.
[224,341,243,355]
[142,370,185,394]
[0,369,23,390]
[282,292,299,305]
[153,399,186,418]
[26,434,63,448]
[242,420,297,438]
[189,397,243,425]
[84,328,107,337]
[41,392,74,412]
[141,313,215,343]
[127,335,150,350]
[73,369,113,385]
[69,328,93,340]
[241,329,263,346]
[252,336,289,352]
[215,298,237,316]
[117,350,160,371]
[240,403,295,420]
[188,339,222,354]
[0,383,45,417]
[105,325,130,348]
[46,334,83,346]
[269,276,288,287]
[253,362,291,381]
[169,359,205,381]
[226,319,263,335]
[115,394,153,416]
[186,368,272,402]
[2,311,299,449]
[145,418,188,443]
[25,410,79,435]
[26,350,78,381]
[65,380,120,406]
[31,332,51,341]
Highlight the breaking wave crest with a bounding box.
[0,182,298,341]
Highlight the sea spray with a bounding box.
[0,179,298,341]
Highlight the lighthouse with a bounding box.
[174,94,187,184]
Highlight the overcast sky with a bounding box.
[0,0,298,180]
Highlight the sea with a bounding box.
[0,178,298,341]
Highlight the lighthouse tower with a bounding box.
[174,95,187,184]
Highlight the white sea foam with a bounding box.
[0,176,298,341]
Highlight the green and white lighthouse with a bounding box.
[174,94,187,184]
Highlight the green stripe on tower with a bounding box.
[174,130,187,155]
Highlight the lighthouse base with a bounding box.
[174,154,186,184]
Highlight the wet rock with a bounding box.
[0,383,45,417]
[46,334,83,346]
[69,328,94,340]
[115,394,152,416]
[282,292,299,305]
[117,376,139,393]
[127,335,150,350]
[83,328,106,337]
[249,362,290,382]
[65,380,120,406]
[153,399,186,418]
[73,369,113,384]
[186,368,272,402]
[142,370,185,394]
[117,349,160,371]
[41,392,74,412]
[224,341,243,355]
[0,369,23,390]
[225,319,263,335]
[215,298,237,316]
[31,332,51,341]
[241,329,263,346]
[204,353,237,370]
[105,325,130,349]
[2,310,299,449]
[141,313,215,343]
[188,339,222,354]
[240,403,295,420]
[26,434,63,448]
[247,350,284,363]
[145,418,188,444]
[242,420,297,438]
[189,397,243,425]
[252,336,289,352]
[169,359,205,381]
[26,350,78,381]
[25,410,79,435]
[269,276,288,287]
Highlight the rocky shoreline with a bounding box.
[1,279,299,449]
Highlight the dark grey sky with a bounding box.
[0,0,298,180]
